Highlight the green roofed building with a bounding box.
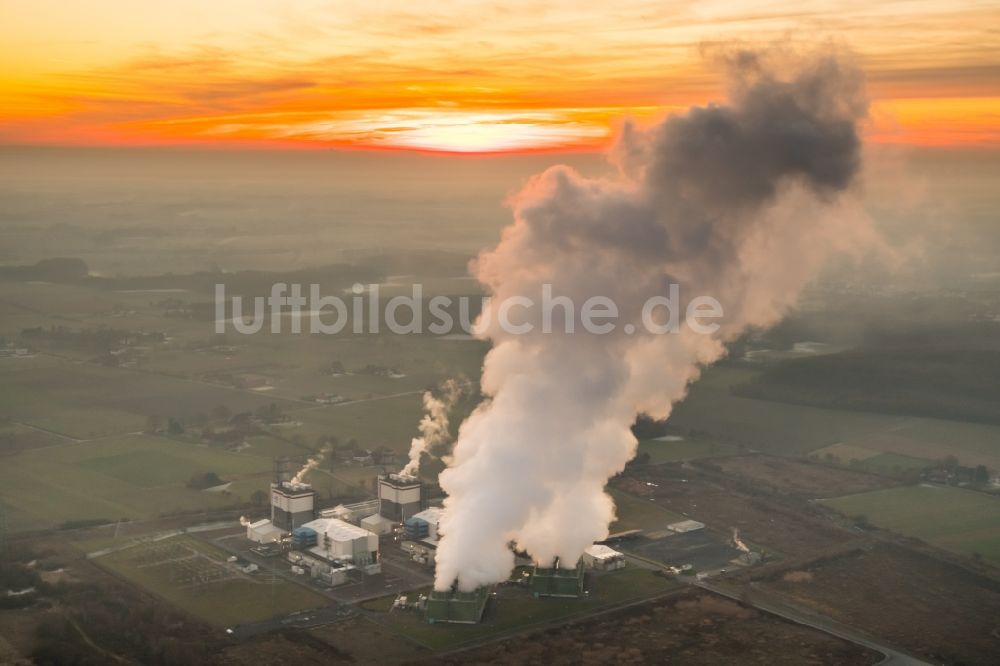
[530,559,585,598]
[425,586,492,624]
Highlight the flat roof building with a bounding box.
[301,517,379,567]
[667,519,705,534]
[246,518,283,543]
[405,506,445,540]
[582,544,626,570]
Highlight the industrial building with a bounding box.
[425,586,491,624]
[360,513,394,535]
[582,544,626,570]
[529,559,586,598]
[378,473,423,522]
[271,480,316,531]
[404,506,444,540]
[321,498,380,523]
[286,549,355,586]
[300,517,380,568]
[245,518,283,543]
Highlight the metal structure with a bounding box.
[273,456,293,483]
[529,558,586,598]
[425,586,491,624]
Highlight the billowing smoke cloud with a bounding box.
[434,47,880,591]
[291,444,331,485]
[401,379,464,477]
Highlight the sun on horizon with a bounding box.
[1,1,998,153]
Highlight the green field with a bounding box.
[636,436,738,464]
[94,535,327,626]
[0,356,303,439]
[672,365,1000,469]
[820,484,1000,565]
[0,433,268,529]
[858,452,934,474]
[608,488,685,532]
[364,567,677,650]
[293,393,428,456]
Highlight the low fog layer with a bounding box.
[1,143,998,287]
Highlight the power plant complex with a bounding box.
[239,459,638,625]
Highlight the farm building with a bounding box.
[246,518,283,543]
[530,559,586,598]
[378,473,423,521]
[425,586,491,624]
[271,481,316,531]
[301,517,379,567]
[405,506,445,540]
[582,544,626,570]
[529,566,584,598]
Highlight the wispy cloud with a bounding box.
[2,0,998,149]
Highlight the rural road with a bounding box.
[695,580,935,666]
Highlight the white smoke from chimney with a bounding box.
[291,445,331,485]
[434,47,881,592]
[401,379,464,477]
[732,528,750,554]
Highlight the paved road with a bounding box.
[695,580,935,666]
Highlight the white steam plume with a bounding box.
[291,445,331,485]
[434,47,881,592]
[401,379,464,477]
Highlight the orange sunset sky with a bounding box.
[2,0,998,152]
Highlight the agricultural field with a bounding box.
[293,393,429,457]
[0,433,268,529]
[671,364,1000,469]
[139,331,486,403]
[710,455,895,498]
[828,419,1000,469]
[0,355,303,439]
[608,487,685,532]
[432,590,880,665]
[668,366,919,457]
[757,544,1000,665]
[617,464,860,558]
[94,535,327,626]
[820,484,1000,565]
[635,435,739,463]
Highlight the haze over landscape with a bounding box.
[1,2,999,665]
